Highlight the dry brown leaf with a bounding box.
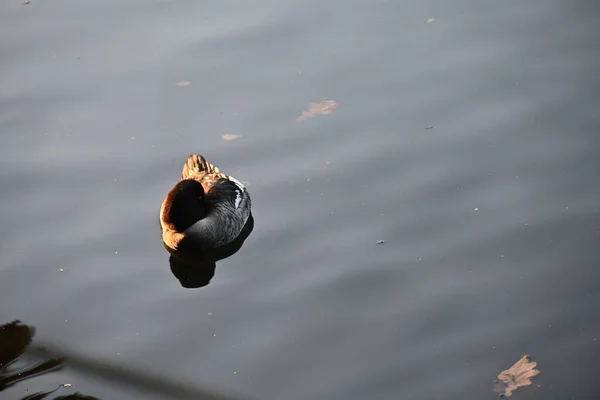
[222,134,242,141]
[297,99,338,121]
[176,81,191,87]
[493,355,540,397]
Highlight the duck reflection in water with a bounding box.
[165,213,254,289]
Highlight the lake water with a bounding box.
[1,0,599,399]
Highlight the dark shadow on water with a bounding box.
[0,320,99,400]
[1,321,246,400]
[165,214,254,289]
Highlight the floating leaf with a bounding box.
[427,17,436,23]
[221,134,242,141]
[176,81,191,87]
[297,99,338,121]
[493,355,540,397]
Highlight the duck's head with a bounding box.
[162,179,206,232]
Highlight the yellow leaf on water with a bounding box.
[297,99,338,121]
[222,134,242,141]
[427,17,436,23]
[493,355,540,397]
[176,81,191,87]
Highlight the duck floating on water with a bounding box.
[160,154,251,251]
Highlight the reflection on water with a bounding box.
[167,214,254,289]
[0,321,97,400]
[1,321,244,400]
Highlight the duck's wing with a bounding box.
[182,154,220,180]
[204,175,249,211]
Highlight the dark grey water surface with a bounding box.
[1,0,599,399]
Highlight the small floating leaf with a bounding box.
[297,99,338,121]
[427,17,436,23]
[176,81,191,87]
[222,134,242,141]
[493,355,540,397]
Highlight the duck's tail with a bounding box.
[182,154,220,179]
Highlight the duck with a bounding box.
[160,154,251,251]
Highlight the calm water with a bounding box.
[1,0,599,399]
